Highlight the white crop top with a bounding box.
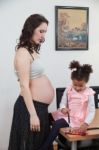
[15,57,44,80]
[30,58,44,79]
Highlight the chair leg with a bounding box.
[71,141,77,150]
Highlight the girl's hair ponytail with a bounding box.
[69,60,93,82]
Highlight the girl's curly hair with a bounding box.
[69,60,93,82]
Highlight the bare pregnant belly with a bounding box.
[30,75,55,104]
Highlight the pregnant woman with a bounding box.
[8,14,54,150]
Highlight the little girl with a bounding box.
[40,60,95,150]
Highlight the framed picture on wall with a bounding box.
[55,6,89,51]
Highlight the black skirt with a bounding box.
[8,95,51,150]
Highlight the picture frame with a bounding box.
[55,6,89,51]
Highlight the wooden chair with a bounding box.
[56,86,99,150]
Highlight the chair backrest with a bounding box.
[90,86,99,108]
[56,88,65,108]
[56,86,99,109]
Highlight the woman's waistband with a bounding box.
[17,95,49,107]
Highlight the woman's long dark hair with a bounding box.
[16,14,49,53]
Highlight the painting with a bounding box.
[55,6,89,50]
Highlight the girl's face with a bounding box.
[72,79,86,92]
[31,22,48,44]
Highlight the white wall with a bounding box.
[0,0,99,149]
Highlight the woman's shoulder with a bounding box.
[15,47,31,60]
[16,47,29,55]
[14,47,32,67]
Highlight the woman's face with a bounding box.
[72,79,86,92]
[31,22,48,44]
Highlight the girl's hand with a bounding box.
[61,108,70,115]
[30,114,40,132]
[79,123,88,132]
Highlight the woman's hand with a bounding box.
[30,114,40,132]
[61,108,70,115]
